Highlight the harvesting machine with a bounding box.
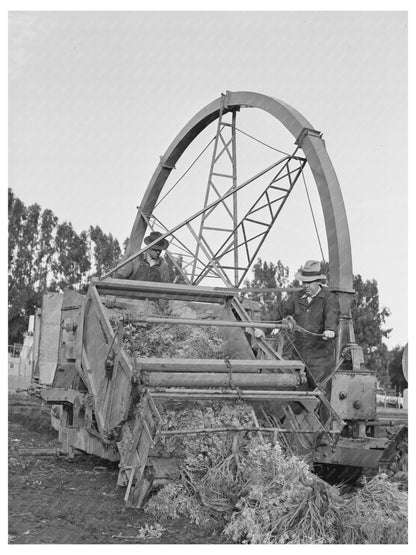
[36,91,406,507]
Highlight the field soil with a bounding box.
[9,392,408,545]
[8,393,226,545]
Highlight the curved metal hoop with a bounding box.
[128,90,353,294]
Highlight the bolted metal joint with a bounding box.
[295,127,323,148]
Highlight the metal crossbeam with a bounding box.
[194,154,306,286]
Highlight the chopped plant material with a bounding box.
[109,307,226,359]
[136,523,165,539]
[145,483,216,529]
[109,304,407,545]
[338,474,408,544]
[146,405,408,544]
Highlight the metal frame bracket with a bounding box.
[159,156,176,170]
[224,90,241,111]
[295,127,323,148]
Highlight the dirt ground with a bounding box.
[8,393,227,545]
[8,392,408,545]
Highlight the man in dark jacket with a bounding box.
[113,231,170,282]
[273,260,339,386]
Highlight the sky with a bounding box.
[7,8,409,349]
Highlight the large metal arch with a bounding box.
[128,90,353,294]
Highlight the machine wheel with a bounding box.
[123,91,354,300]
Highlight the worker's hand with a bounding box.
[322,330,335,341]
[279,315,296,332]
[253,328,265,339]
[271,327,280,336]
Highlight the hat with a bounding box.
[295,260,326,282]
[144,231,169,251]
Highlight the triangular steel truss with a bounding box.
[191,105,239,285]
[145,150,306,287]
[193,152,307,286]
[108,108,307,288]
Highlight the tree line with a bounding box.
[8,188,406,392]
[8,188,122,344]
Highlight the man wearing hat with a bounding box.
[113,231,170,282]
[273,260,339,387]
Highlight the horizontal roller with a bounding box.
[148,389,319,407]
[144,372,303,389]
[94,278,238,303]
[149,388,318,397]
[135,357,304,373]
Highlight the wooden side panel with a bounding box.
[38,293,64,384]
[82,286,133,434]
[53,290,85,390]
[117,392,161,508]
